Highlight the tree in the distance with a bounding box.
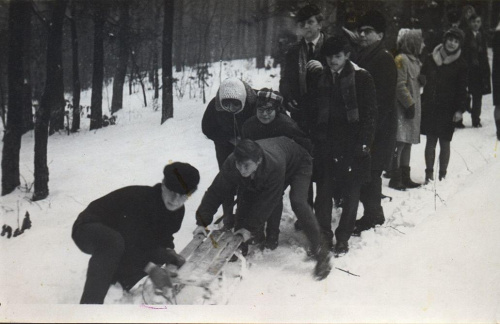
[33,0,67,201]
[111,0,130,114]
[70,3,81,132]
[161,0,174,124]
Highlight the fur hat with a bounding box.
[256,88,283,110]
[163,162,200,195]
[296,4,321,23]
[443,27,464,46]
[219,78,247,113]
[358,10,386,34]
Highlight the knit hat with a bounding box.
[219,78,247,113]
[296,4,322,23]
[163,162,200,195]
[358,10,386,34]
[443,27,464,46]
[256,88,283,110]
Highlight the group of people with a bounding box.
[71,4,500,304]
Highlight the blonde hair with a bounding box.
[397,29,423,56]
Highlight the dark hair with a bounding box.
[163,162,200,195]
[296,4,323,23]
[233,139,263,163]
[468,13,481,21]
[322,35,351,56]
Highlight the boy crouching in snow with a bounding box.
[72,162,200,304]
[194,137,332,280]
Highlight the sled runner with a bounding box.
[142,229,246,304]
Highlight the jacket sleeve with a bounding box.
[195,161,239,227]
[455,60,469,113]
[279,46,298,105]
[202,98,227,142]
[395,55,415,109]
[357,71,377,150]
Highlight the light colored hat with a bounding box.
[219,78,246,113]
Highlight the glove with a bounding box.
[355,145,370,157]
[234,228,252,242]
[404,104,415,119]
[418,74,426,87]
[286,100,299,112]
[452,111,463,123]
[147,264,173,289]
[193,225,208,237]
[306,60,323,73]
[164,248,186,268]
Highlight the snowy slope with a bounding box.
[0,58,499,323]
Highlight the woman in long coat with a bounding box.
[389,29,424,190]
[420,27,468,182]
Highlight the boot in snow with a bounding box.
[21,212,32,231]
[439,170,447,181]
[313,246,331,280]
[401,166,420,188]
[1,225,12,238]
[388,168,406,191]
[425,169,434,184]
[333,240,349,257]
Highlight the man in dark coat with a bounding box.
[279,4,326,135]
[462,14,491,128]
[241,89,311,249]
[72,162,200,304]
[493,20,500,140]
[308,35,376,254]
[347,10,398,235]
[202,77,257,229]
[194,137,331,280]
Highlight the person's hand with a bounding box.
[405,104,415,119]
[418,74,426,87]
[453,111,463,123]
[234,228,252,242]
[286,100,299,112]
[164,248,186,268]
[193,225,208,237]
[147,264,173,289]
[306,60,323,73]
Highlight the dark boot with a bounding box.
[352,213,385,236]
[388,168,406,191]
[401,166,420,189]
[333,240,349,257]
[313,245,331,280]
[439,170,447,181]
[425,169,434,184]
[496,119,500,140]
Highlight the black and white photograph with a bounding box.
[0,0,499,322]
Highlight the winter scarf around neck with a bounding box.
[432,44,461,66]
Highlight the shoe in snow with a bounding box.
[333,241,349,257]
[21,212,32,231]
[261,236,279,251]
[313,248,331,280]
[1,225,12,238]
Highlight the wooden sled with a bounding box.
[142,230,246,305]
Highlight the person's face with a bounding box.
[221,98,243,113]
[161,182,189,211]
[235,158,261,178]
[471,17,482,32]
[465,8,474,19]
[444,37,460,52]
[357,26,383,47]
[256,104,277,124]
[298,16,322,42]
[326,51,350,72]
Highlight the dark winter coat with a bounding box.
[351,40,398,171]
[73,184,184,270]
[196,136,312,233]
[279,33,326,133]
[310,60,376,182]
[463,29,491,95]
[201,81,257,145]
[241,113,312,153]
[420,46,468,141]
[493,29,500,106]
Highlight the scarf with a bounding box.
[298,33,324,95]
[432,44,461,66]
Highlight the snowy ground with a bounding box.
[0,57,499,323]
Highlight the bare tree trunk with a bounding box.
[90,2,107,130]
[256,0,268,69]
[70,5,81,132]
[33,0,67,201]
[161,0,174,124]
[130,50,147,107]
[111,0,130,114]
[2,1,30,196]
[22,9,33,134]
[174,0,184,72]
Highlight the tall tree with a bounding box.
[161,0,174,124]
[111,0,130,114]
[1,1,30,195]
[33,0,67,201]
[70,3,81,132]
[89,1,108,130]
[22,7,33,134]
